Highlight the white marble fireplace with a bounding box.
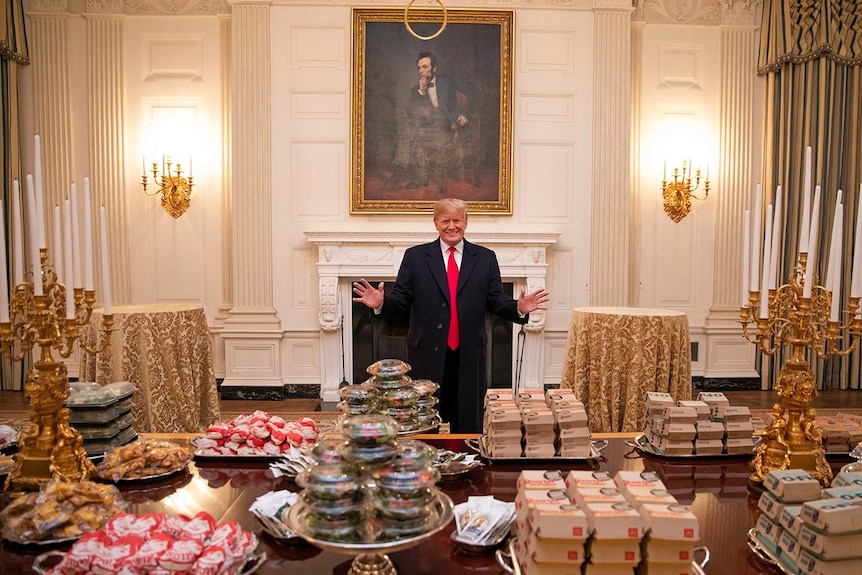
[306,231,559,402]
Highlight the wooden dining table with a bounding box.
[3,432,847,575]
[560,306,692,433]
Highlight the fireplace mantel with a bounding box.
[306,231,559,401]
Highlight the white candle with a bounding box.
[25,175,43,296]
[826,190,843,293]
[83,177,94,291]
[52,205,63,285]
[804,186,822,298]
[851,183,862,298]
[12,180,24,286]
[769,185,783,290]
[760,204,773,319]
[800,146,812,254]
[0,200,9,323]
[750,184,762,292]
[70,182,82,289]
[99,206,112,315]
[742,209,751,307]
[33,135,46,250]
[830,202,844,322]
[63,199,76,320]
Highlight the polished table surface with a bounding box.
[79,303,221,433]
[3,433,850,575]
[561,307,692,433]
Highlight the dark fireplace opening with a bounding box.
[352,282,514,387]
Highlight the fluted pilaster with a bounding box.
[228,0,276,324]
[217,12,234,323]
[590,1,634,306]
[27,11,75,255]
[86,13,130,308]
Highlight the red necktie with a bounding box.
[447,246,460,350]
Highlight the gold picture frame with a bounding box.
[350,8,514,215]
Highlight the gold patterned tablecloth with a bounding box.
[560,306,692,433]
[79,303,221,433]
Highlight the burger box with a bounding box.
[517,470,567,491]
[557,443,594,458]
[515,488,571,523]
[754,513,783,555]
[641,536,698,563]
[777,505,804,538]
[821,484,862,502]
[558,426,591,442]
[693,421,725,440]
[696,391,730,408]
[484,406,522,429]
[711,405,752,422]
[585,537,642,564]
[614,470,666,495]
[831,471,862,488]
[487,441,523,458]
[798,524,862,560]
[723,437,756,455]
[516,389,547,406]
[645,392,676,417]
[523,443,558,458]
[777,529,803,573]
[566,470,617,491]
[638,504,699,541]
[528,502,590,539]
[676,400,711,420]
[545,388,578,403]
[485,425,523,441]
[625,488,680,508]
[484,388,514,405]
[660,407,698,425]
[755,492,782,519]
[555,408,589,427]
[655,437,694,456]
[723,421,755,439]
[522,407,555,427]
[633,562,694,575]
[693,439,723,456]
[525,531,587,563]
[569,487,628,507]
[518,554,582,575]
[764,469,823,503]
[796,549,862,575]
[655,422,697,441]
[799,497,862,534]
[582,502,645,540]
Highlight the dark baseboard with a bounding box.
[693,376,761,392]
[217,381,322,401]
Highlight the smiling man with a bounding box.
[352,198,549,433]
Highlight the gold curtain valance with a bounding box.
[759,0,862,74]
[0,0,28,64]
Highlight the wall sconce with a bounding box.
[661,160,710,223]
[141,156,193,219]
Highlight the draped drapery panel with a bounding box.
[0,0,28,390]
[758,0,862,390]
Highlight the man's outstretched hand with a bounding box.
[352,278,385,310]
[517,288,549,316]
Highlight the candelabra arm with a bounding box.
[77,313,115,354]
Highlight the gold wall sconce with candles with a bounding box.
[141,156,193,219]
[661,160,710,223]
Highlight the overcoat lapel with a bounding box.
[458,240,478,293]
[425,242,449,299]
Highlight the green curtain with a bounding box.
[759,0,862,390]
[1,0,28,390]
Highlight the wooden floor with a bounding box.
[2,388,862,417]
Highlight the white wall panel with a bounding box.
[291,91,347,119]
[517,143,573,221]
[520,94,576,122]
[281,334,321,384]
[144,37,203,80]
[290,247,314,311]
[519,30,576,74]
[290,141,346,218]
[658,45,703,89]
[289,27,346,70]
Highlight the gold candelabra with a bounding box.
[661,161,710,223]
[142,156,193,219]
[1,249,114,492]
[741,253,861,486]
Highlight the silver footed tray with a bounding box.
[629,433,758,460]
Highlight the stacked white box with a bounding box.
[483,391,523,458]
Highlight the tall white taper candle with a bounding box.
[826,190,843,293]
[25,175,43,296]
[100,206,112,315]
[760,204,773,319]
[830,202,844,322]
[64,199,76,320]
[769,185,783,290]
[804,186,822,298]
[33,135,46,250]
[751,184,762,292]
[83,177,94,291]
[52,205,63,285]
[70,183,82,289]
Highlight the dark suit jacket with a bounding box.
[378,239,527,432]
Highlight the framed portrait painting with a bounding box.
[351,8,514,215]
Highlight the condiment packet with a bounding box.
[454,496,515,545]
